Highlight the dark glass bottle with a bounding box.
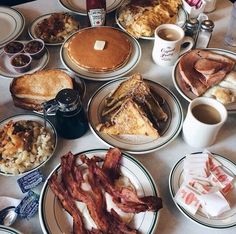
[86,0,106,27]
[55,89,88,139]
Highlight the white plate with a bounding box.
[115,5,187,40]
[172,48,236,113]
[0,225,22,234]
[169,152,236,229]
[59,0,125,15]
[39,148,161,234]
[28,13,79,46]
[0,41,49,79]
[60,27,141,81]
[87,78,183,154]
[0,6,25,48]
[0,114,57,176]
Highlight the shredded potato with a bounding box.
[0,120,54,175]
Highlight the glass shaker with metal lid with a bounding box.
[43,88,88,139]
[185,18,199,39]
[195,20,215,48]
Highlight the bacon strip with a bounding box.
[102,148,122,181]
[48,172,87,234]
[61,152,109,233]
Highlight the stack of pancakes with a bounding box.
[66,27,132,72]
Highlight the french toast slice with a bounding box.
[97,99,160,139]
[104,73,143,108]
[102,74,168,125]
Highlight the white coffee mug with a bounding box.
[182,97,227,148]
[152,24,194,66]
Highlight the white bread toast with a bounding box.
[97,98,160,139]
[10,69,73,101]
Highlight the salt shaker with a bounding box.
[195,20,214,48]
[43,89,88,139]
[224,3,236,47]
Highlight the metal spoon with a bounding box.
[0,206,17,226]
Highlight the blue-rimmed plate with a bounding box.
[0,114,57,176]
[60,27,141,81]
[172,48,236,113]
[0,6,25,48]
[59,0,125,15]
[39,148,161,234]
[115,4,187,40]
[87,78,183,154]
[169,152,236,229]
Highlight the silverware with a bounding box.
[0,206,17,226]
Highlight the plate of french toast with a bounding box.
[173,49,236,112]
[87,73,183,154]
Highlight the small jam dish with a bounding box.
[10,53,32,73]
[3,41,24,57]
[24,39,45,59]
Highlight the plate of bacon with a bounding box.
[39,148,162,234]
[172,48,236,112]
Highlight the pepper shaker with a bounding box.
[224,3,236,47]
[195,20,215,48]
[184,18,199,47]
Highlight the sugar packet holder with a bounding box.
[183,0,206,18]
[17,169,44,193]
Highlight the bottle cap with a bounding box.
[186,18,199,29]
[56,88,80,112]
[201,20,215,32]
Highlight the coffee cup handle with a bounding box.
[179,36,194,56]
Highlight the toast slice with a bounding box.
[10,69,73,101]
[102,74,168,125]
[97,99,160,139]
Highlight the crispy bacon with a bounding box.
[49,149,161,234]
[48,172,87,234]
[61,152,109,232]
[102,148,122,181]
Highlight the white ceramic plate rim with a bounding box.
[0,42,49,79]
[115,6,187,40]
[87,78,183,154]
[60,26,141,81]
[169,152,236,229]
[0,114,57,176]
[39,148,161,234]
[28,12,79,46]
[0,225,22,234]
[0,6,25,48]
[172,48,236,113]
[59,0,125,15]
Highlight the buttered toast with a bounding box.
[10,69,73,111]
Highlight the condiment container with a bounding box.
[184,18,199,46]
[195,19,214,48]
[10,53,32,73]
[43,89,88,139]
[3,41,24,57]
[86,0,106,26]
[24,39,45,59]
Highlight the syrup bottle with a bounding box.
[86,0,106,27]
[43,89,88,139]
